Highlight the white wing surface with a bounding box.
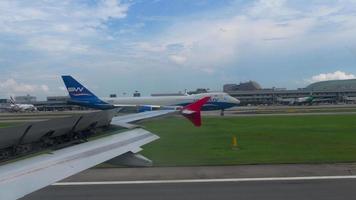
[111,110,177,128]
[0,128,158,200]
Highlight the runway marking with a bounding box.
[54,175,356,186]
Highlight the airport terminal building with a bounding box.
[224,79,356,106]
[2,79,356,111]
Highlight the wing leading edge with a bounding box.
[0,128,158,200]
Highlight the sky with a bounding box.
[1,0,356,99]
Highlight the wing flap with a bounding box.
[0,128,158,200]
[111,110,177,126]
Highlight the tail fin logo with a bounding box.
[68,87,84,93]
[67,87,91,96]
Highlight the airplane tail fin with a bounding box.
[181,96,210,127]
[9,96,15,105]
[61,75,113,110]
[61,76,98,100]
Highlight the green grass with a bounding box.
[0,123,16,128]
[140,115,356,166]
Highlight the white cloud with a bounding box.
[246,0,300,20]
[134,0,356,74]
[308,71,356,83]
[1,0,356,93]
[136,42,166,53]
[0,0,129,54]
[169,55,187,64]
[0,0,128,34]
[26,36,89,53]
[58,86,66,91]
[41,85,49,92]
[130,0,356,76]
[137,17,313,72]
[0,79,50,94]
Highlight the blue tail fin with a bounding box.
[61,75,114,110]
[62,75,97,100]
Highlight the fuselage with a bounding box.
[277,96,313,105]
[61,75,240,111]
[103,92,240,111]
[10,104,37,112]
[344,96,356,101]
[296,97,312,103]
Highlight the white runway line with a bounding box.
[54,175,356,186]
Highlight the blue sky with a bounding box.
[1,0,356,99]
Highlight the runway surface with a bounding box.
[22,178,356,200]
[20,164,356,200]
[204,111,356,117]
[63,164,356,182]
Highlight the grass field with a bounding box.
[140,114,356,166]
[0,123,15,128]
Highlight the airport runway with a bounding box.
[63,164,356,182]
[22,178,356,200]
[1,104,356,123]
[203,111,356,117]
[21,164,356,200]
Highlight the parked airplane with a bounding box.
[0,83,211,199]
[277,95,334,105]
[343,96,356,102]
[277,96,314,105]
[7,96,37,112]
[62,75,240,115]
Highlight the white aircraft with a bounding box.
[62,76,240,115]
[0,79,211,199]
[104,92,240,111]
[344,96,356,102]
[277,94,335,105]
[8,97,37,112]
[277,96,314,105]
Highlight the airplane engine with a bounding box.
[106,152,153,167]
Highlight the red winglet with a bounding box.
[181,96,210,127]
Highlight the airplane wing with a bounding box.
[111,109,178,128]
[111,104,176,113]
[0,96,210,200]
[110,103,162,108]
[0,129,158,200]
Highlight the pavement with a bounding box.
[22,177,356,200]
[1,106,356,123]
[62,163,356,182]
[203,111,356,117]
[20,163,356,200]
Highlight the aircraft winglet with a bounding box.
[181,96,210,127]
